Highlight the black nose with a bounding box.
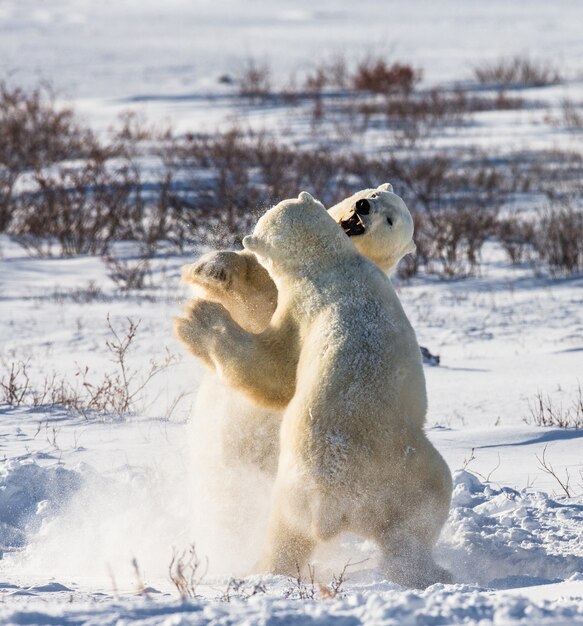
[355,199,370,215]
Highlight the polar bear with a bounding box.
[182,183,415,333]
[182,184,417,475]
[175,192,452,588]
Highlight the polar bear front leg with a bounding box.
[174,300,298,409]
[181,251,278,332]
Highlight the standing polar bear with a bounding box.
[175,192,452,588]
[182,184,418,475]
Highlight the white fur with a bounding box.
[176,192,452,588]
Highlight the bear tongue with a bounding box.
[339,212,366,237]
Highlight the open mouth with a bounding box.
[339,212,366,237]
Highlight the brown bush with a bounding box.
[496,215,536,264]
[164,129,263,247]
[103,254,152,291]
[429,206,499,277]
[377,154,503,277]
[473,56,561,87]
[560,99,583,130]
[159,129,351,248]
[534,201,583,275]
[303,56,348,92]
[0,82,99,232]
[352,58,421,95]
[238,58,272,100]
[12,156,136,256]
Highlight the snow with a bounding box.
[2,0,583,100]
[1,231,582,624]
[1,1,583,623]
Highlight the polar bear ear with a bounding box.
[298,191,316,204]
[377,183,393,192]
[242,235,260,253]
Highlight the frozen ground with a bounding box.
[0,234,582,625]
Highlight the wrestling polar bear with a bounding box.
[176,191,452,588]
[182,184,419,475]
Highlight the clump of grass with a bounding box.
[168,544,208,600]
[1,316,177,418]
[220,578,267,602]
[473,56,561,87]
[283,560,360,600]
[527,385,583,429]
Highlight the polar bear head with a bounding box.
[243,191,354,274]
[327,183,415,274]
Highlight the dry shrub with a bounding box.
[79,315,175,417]
[1,317,176,418]
[1,360,32,406]
[496,215,536,264]
[412,205,499,277]
[46,281,105,304]
[560,99,583,130]
[496,201,583,274]
[383,155,502,277]
[13,156,136,256]
[0,82,98,232]
[527,386,583,429]
[0,360,83,409]
[473,56,561,87]
[252,135,299,201]
[238,58,272,100]
[103,254,152,291]
[332,86,523,150]
[165,129,262,246]
[352,58,421,95]
[534,201,583,275]
[386,88,467,123]
[0,81,186,259]
[168,544,207,599]
[161,129,350,247]
[304,56,349,91]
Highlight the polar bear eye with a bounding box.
[386,217,393,227]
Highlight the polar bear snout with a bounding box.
[355,198,370,215]
[339,211,366,237]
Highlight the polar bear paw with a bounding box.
[174,299,230,362]
[181,251,247,294]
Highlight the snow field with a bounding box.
[1,234,582,624]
